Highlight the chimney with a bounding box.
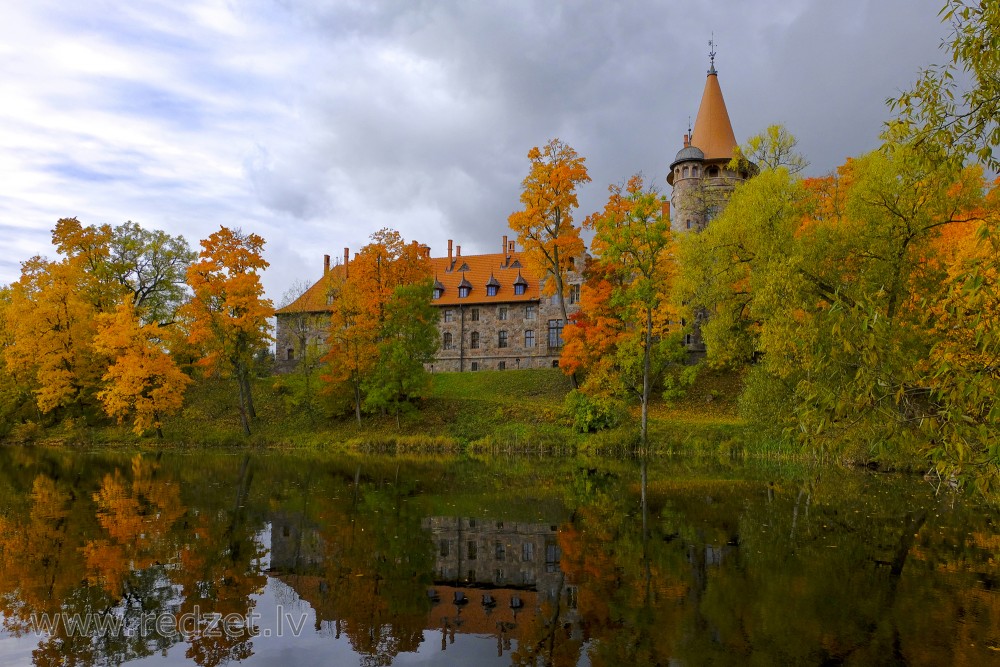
[344,247,350,278]
[508,240,515,253]
[502,235,508,255]
[683,133,690,148]
[324,254,330,274]
[448,239,453,268]
[456,245,461,258]
[662,201,670,222]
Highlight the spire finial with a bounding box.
[708,33,717,75]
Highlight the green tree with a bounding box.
[362,279,439,425]
[567,175,680,442]
[888,0,1000,170]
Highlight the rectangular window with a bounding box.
[468,541,477,560]
[471,331,480,349]
[440,540,449,557]
[471,361,479,371]
[471,308,480,322]
[443,309,454,323]
[286,348,295,361]
[495,541,505,560]
[498,361,506,370]
[568,284,581,305]
[521,542,534,561]
[548,320,564,348]
[498,306,508,321]
[442,332,454,350]
[525,305,536,320]
[524,330,535,348]
[498,330,508,348]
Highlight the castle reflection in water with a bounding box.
[269,513,581,655]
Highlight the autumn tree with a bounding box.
[93,303,192,437]
[322,229,434,424]
[181,226,273,436]
[678,138,1000,490]
[564,175,681,442]
[508,138,589,382]
[888,0,1000,170]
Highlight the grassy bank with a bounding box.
[4,366,791,455]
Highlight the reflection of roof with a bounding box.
[691,71,738,162]
[426,585,537,638]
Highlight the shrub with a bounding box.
[563,390,626,433]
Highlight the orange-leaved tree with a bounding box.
[322,229,433,424]
[93,303,192,438]
[508,138,589,382]
[181,227,273,436]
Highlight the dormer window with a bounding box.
[433,278,445,300]
[486,274,500,297]
[458,274,472,298]
[513,272,528,295]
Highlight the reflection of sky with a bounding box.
[0,524,517,666]
[119,576,514,666]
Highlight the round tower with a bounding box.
[667,49,751,235]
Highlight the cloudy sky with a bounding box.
[0,0,954,302]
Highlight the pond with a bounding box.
[0,447,996,666]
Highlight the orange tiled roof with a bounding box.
[430,252,541,306]
[274,264,345,315]
[275,250,544,315]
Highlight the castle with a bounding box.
[275,51,746,371]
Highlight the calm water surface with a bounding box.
[0,447,997,666]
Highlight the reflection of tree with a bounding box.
[176,456,265,666]
[270,461,433,665]
[84,454,187,597]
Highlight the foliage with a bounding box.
[887,0,1000,170]
[92,304,192,437]
[678,135,1000,491]
[508,138,590,334]
[362,279,440,422]
[181,226,273,436]
[322,229,435,424]
[563,389,626,433]
[564,174,683,441]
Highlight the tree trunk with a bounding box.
[236,376,252,436]
[354,382,362,426]
[641,307,652,445]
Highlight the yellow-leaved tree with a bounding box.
[93,304,192,437]
[181,227,273,436]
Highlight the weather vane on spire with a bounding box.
[708,33,717,74]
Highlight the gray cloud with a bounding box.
[0,0,952,302]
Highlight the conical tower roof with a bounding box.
[690,65,737,162]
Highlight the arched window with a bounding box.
[682,166,689,177]
[707,166,719,178]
